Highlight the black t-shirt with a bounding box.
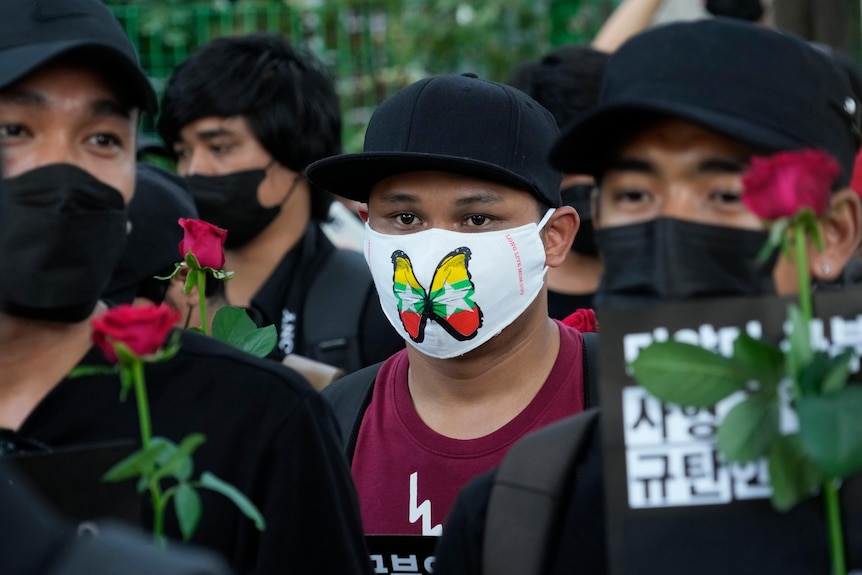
[249,222,403,372]
[13,331,372,575]
[547,290,595,321]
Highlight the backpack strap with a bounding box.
[303,249,372,373]
[482,408,601,575]
[320,361,382,463]
[582,331,600,408]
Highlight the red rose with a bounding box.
[93,303,180,364]
[741,149,840,221]
[178,218,228,270]
[562,308,598,333]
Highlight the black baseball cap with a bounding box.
[550,19,862,187]
[307,73,563,207]
[0,0,157,113]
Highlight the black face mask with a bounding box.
[186,168,274,249]
[0,164,128,322]
[594,218,777,309]
[561,183,598,256]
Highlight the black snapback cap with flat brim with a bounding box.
[307,74,563,206]
[550,19,861,185]
[0,0,157,114]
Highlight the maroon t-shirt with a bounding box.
[351,321,585,535]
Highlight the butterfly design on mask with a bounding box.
[391,247,484,343]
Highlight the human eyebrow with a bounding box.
[91,99,133,121]
[0,89,46,108]
[697,158,747,174]
[376,191,420,205]
[603,157,656,175]
[453,191,504,207]
[195,128,237,141]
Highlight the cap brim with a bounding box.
[0,41,157,114]
[550,99,805,175]
[307,152,541,203]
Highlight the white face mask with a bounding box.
[365,209,554,359]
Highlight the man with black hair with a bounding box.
[158,34,402,376]
[507,46,610,317]
[435,18,862,575]
[0,1,371,573]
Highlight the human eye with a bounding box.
[466,214,491,227]
[209,141,235,156]
[709,189,743,205]
[397,213,417,225]
[87,133,123,149]
[611,188,652,205]
[0,123,28,140]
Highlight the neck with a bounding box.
[224,184,313,307]
[0,303,103,430]
[547,251,602,295]
[405,297,561,439]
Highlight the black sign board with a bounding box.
[365,535,438,574]
[598,290,862,574]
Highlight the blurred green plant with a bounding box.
[110,0,616,152]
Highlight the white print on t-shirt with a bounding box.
[279,309,296,355]
[408,472,442,536]
[619,315,862,509]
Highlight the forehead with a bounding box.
[1,61,133,112]
[611,119,760,162]
[369,171,533,205]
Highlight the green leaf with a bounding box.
[768,434,823,511]
[152,433,205,483]
[630,341,747,407]
[732,333,784,393]
[114,343,140,367]
[185,251,201,271]
[786,305,813,379]
[233,325,277,358]
[798,386,862,478]
[200,472,266,531]
[184,268,199,295]
[145,331,182,364]
[797,352,832,396]
[119,367,134,402]
[67,365,118,379]
[212,306,256,342]
[210,269,235,281]
[103,438,170,483]
[820,349,855,394]
[154,262,183,281]
[716,394,780,462]
[797,209,825,252]
[212,307,277,357]
[174,483,202,542]
[757,217,788,264]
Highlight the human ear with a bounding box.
[543,205,579,268]
[357,203,369,223]
[809,188,862,281]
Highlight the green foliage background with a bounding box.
[108,0,617,152]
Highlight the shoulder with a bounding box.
[168,330,316,400]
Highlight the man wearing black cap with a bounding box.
[0,1,371,574]
[306,73,586,536]
[434,18,862,575]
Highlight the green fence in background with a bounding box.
[110,1,617,152]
